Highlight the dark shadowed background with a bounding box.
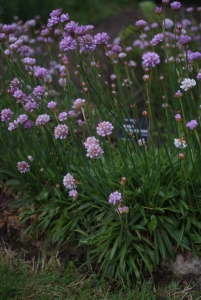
[0,0,200,25]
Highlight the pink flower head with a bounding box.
[16,114,28,124]
[1,108,13,122]
[170,1,181,11]
[94,32,110,45]
[47,101,57,110]
[135,20,147,28]
[150,33,164,46]
[8,121,18,131]
[59,36,77,52]
[58,112,68,121]
[54,124,68,139]
[35,114,50,126]
[118,206,129,214]
[174,90,183,98]
[84,136,99,149]
[186,120,198,129]
[175,114,182,122]
[69,189,78,200]
[17,161,30,173]
[86,144,104,159]
[109,191,122,205]
[63,173,76,189]
[142,52,160,68]
[72,98,86,110]
[78,34,96,52]
[96,121,114,137]
[179,35,191,46]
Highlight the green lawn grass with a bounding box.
[0,247,200,300]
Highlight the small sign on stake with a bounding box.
[119,118,149,142]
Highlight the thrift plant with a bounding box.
[1,0,201,284]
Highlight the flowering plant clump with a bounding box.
[1,0,201,285]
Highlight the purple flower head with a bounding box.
[17,45,34,57]
[86,144,104,159]
[47,16,60,28]
[179,35,191,46]
[24,100,38,112]
[40,29,50,37]
[32,86,45,99]
[13,89,25,100]
[144,26,150,32]
[186,7,194,13]
[72,98,86,110]
[186,120,198,129]
[142,51,160,68]
[58,112,68,121]
[54,29,62,36]
[64,21,78,33]
[24,120,33,129]
[35,114,50,126]
[16,114,28,124]
[63,173,76,189]
[155,7,163,15]
[1,108,13,122]
[182,19,191,28]
[54,124,68,139]
[151,22,159,29]
[8,121,18,131]
[112,45,122,53]
[60,13,69,23]
[23,57,36,65]
[60,36,77,51]
[150,33,164,46]
[0,33,7,43]
[68,110,76,117]
[188,52,201,63]
[197,73,201,80]
[17,161,30,173]
[50,9,62,18]
[69,189,78,200]
[77,119,84,126]
[34,66,49,78]
[175,114,182,122]
[47,101,57,110]
[135,20,147,28]
[96,121,114,137]
[94,32,110,45]
[2,24,13,34]
[162,0,169,5]
[74,25,89,36]
[125,46,132,52]
[174,90,183,98]
[78,34,96,53]
[118,206,129,214]
[109,191,122,205]
[170,1,181,11]
[84,136,99,149]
